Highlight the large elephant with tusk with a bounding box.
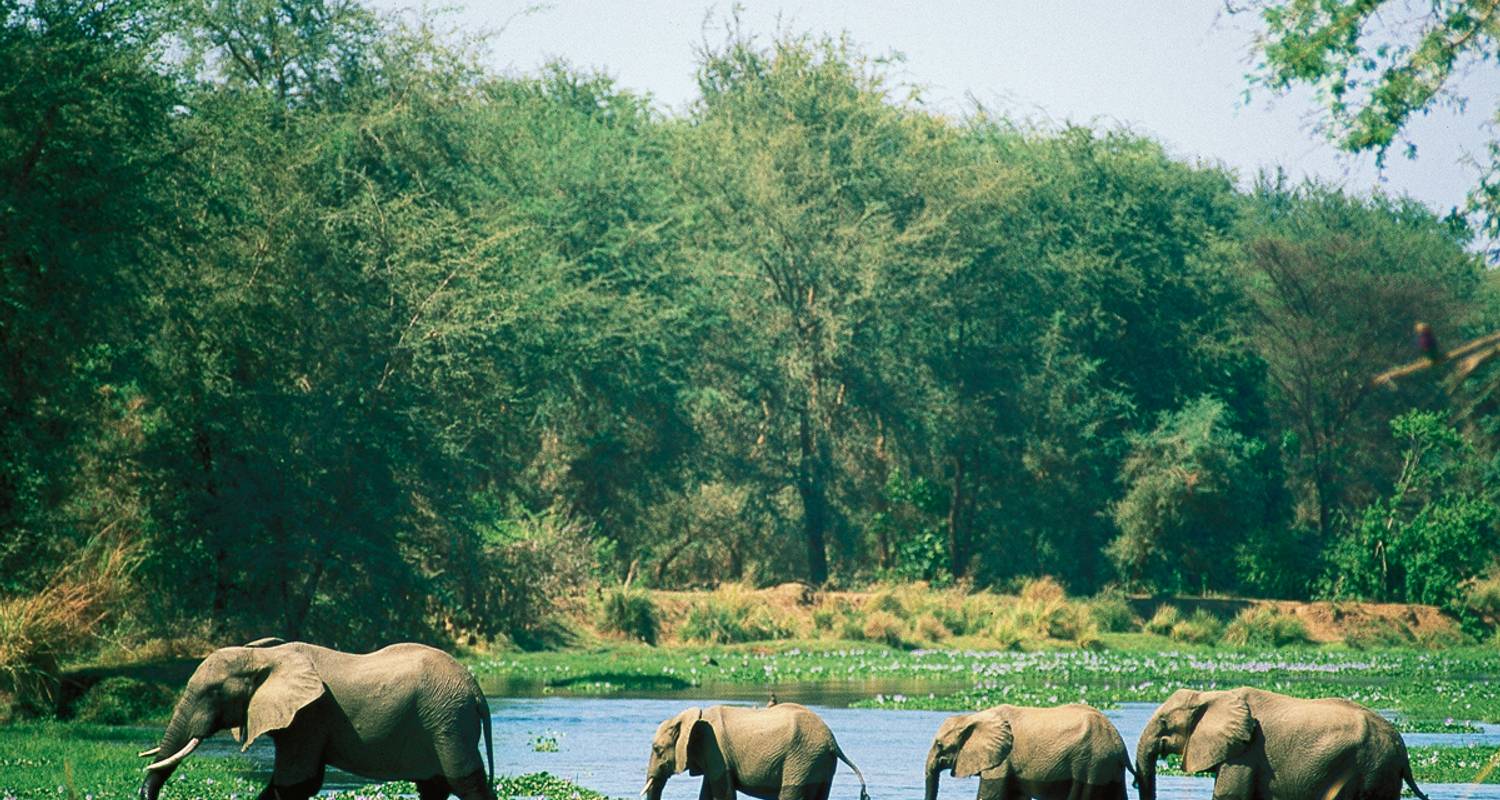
[641,703,870,800]
[1134,687,1429,800]
[138,638,494,800]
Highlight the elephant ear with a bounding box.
[243,649,325,750]
[672,708,702,774]
[954,716,1013,778]
[685,717,727,779]
[1183,693,1253,773]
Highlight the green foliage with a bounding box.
[1327,412,1498,613]
[1222,606,1311,648]
[1108,397,1268,593]
[72,677,174,724]
[0,2,1495,657]
[1169,610,1225,645]
[1145,605,1182,636]
[1089,593,1142,634]
[599,586,660,645]
[679,585,794,644]
[1240,0,1500,246]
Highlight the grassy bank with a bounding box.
[471,640,1500,724]
[1153,747,1500,784]
[0,721,609,799]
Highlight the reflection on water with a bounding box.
[185,692,1500,798]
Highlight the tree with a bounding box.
[1327,411,1497,611]
[1239,0,1500,250]
[679,30,947,584]
[1237,179,1483,539]
[1108,397,1268,594]
[0,0,183,592]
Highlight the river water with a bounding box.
[192,687,1500,799]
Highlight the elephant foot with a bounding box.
[417,776,453,800]
[448,768,497,800]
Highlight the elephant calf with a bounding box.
[1135,687,1430,800]
[642,702,870,800]
[137,638,494,800]
[925,703,1130,800]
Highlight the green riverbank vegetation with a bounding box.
[6,0,1500,728]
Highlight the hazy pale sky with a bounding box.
[382,1,1498,225]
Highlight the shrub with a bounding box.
[915,613,951,642]
[678,584,793,644]
[861,610,909,648]
[1048,603,1101,647]
[599,586,659,645]
[1018,576,1067,604]
[0,541,133,716]
[988,616,1025,650]
[1222,606,1310,648]
[1461,570,1500,627]
[1169,610,1224,645]
[1342,616,1414,649]
[868,591,909,619]
[1090,594,1141,633]
[1145,605,1182,635]
[73,677,175,724]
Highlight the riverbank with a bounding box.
[468,639,1500,724]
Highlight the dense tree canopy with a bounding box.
[3,1,1497,646]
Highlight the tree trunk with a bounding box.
[947,451,968,577]
[797,406,829,585]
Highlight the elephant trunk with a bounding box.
[138,695,207,800]
[924,747,941,800]
[1134,719,1161,800]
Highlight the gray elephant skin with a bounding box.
[137,639,494,800]
[1135,687,1429,800]
[642,702,870,800]
[925,703,1130,800]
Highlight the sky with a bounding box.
[379,1,1498,229]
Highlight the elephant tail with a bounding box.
[1402,762,1430,800]
[834,745,870,800]
[480,696,498,780]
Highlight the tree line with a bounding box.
[3,0,1497,648]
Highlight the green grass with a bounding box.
[0,722,611,799]
[1152,748,1500,784]
[469,640,1500,725]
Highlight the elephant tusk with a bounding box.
[640,779,653,797]
[143,738,200,772]
[137,747,161,758]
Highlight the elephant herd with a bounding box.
[135,640,1433,800]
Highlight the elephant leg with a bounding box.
[1212,763,1255,800]
[449,767,496,800]
[418,776,453,800]
[253,771,324,800]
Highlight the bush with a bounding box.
[988,616,1025,650]
[73,677,175,724]
[1145,605,1181,635]
[678,584,793,644]
[914,612,951,642]
[1019,576,1067,604]
[599,586,659,645]
[1222,606,1310,648]
[0,541,133,716]
[1461,570,1500,627]
[1090,594,1141,633]
[1342,616,1414,649]
[861,610,910,648]
[1169,610,1224,644]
